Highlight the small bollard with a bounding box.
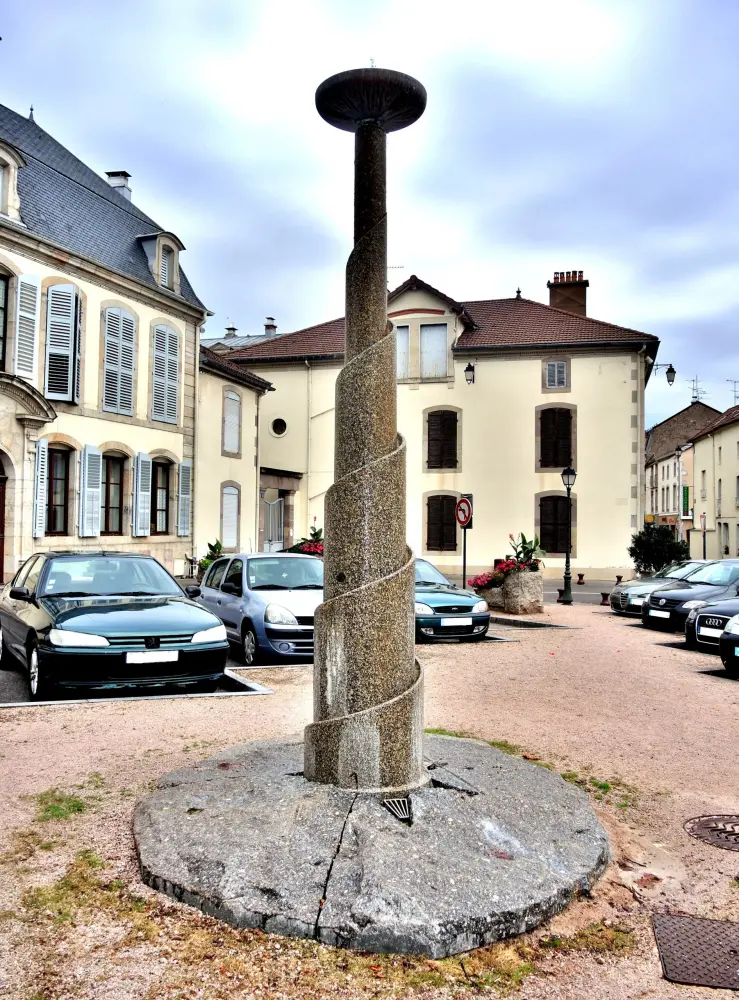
[577,573,585,585]
[557,588,565,603]
[600,592,610,606]
[616,575,623,584]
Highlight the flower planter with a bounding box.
[476,585,505,610]
[502,571,544,615]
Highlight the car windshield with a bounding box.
[681,562,739,586]
[415,560,450,586]
[666,562,704,580]
[246,557,324,591]
[39,556,182,598]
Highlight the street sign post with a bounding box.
[456,496,473,588]
[700,512,707,558]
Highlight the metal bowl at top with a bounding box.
[315,68,426,133]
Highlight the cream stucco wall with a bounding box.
[690,424,739,560]
[250,291,645,577]
[194,370,260,557]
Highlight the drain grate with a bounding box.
[684,814,739,852]
[653,913,739,990]
[382,797,412,825]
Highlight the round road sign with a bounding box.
[455,497,472,528]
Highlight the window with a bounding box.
[271,418,287,436]
[736,475,739,504]
[661,465,665,480]
[396,324,409,379]
[718,446,722,465]
[45,283,81,403]
[672,484,677,510]
[223,391,241,454]
[539,408,572,468]
[0,273,7,369]
[427,410,458,469]
[151,461,170,534]
[0,145,23,222]
[426,495,457,551]
[718,478,722,501]
[222,558,243,595]
[101,455,124,534]
[419,323,448,379]
[151,325,179,423]
[221,485,239,549]
[701,470,706,498]
[539,496,570,554]
[102,308,135,414]
[545,360,568,389]
[204,557,229,590]
[23,556,44,595]
[723,522,730,553]
[47,448,70,535]
[160,247,173,288]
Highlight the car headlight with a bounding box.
[472,600,488,613]
[415,602,434,615]
[264,604,298,625]
[686,609,698,621]
[682,600,707,610]
[191,624,227,644]
[725,615,739,635]
[48,628,109,647]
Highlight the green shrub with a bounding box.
[628,523,689,575]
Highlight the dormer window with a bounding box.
[0,140,25,222]
[160,246,173,288]
[136,231,184,295]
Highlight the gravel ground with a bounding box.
[0,605,737,999]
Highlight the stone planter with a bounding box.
[502,571,544,615]
[476,585,505,610]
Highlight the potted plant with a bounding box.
[468,569,505,609]
[197,539,222,581]
[469,534,546,615]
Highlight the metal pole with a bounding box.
[462,526,467,590]
[703,528,706,560]
[562,486,573,605]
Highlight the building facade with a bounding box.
[0,104,208,580]
[230,273,659,578]
[689,405,739,560]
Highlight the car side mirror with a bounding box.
[10,586,31,602]
[221,582,241,596]
[185,585,201,599]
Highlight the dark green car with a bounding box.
[0,551,228,700]
[415,559,490,641]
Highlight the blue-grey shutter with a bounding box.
[177,460,192,536]
[32,439,48,538]
[396,324,409,379]
[133,453,152,536]
[45,284,76,401]
[14,275,41,385]
[103,308,135,414]
[419,323,448,378]
[73,293,81,404]
[79,445,102,537]
[165,327,179,423]
[152,325,178,423]
[119,311,135,414]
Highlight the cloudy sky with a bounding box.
[1,0,737,424]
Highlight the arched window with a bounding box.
[537,406,575,470]
[222,390,241,455]
[101,453,125,535]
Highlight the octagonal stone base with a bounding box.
[133,736,608,958]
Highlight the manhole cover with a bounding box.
[653,913,739,990]
[684,815,739,852]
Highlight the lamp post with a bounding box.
[560,466,577,606]
[652,363,676,385]
[464,362,475,385]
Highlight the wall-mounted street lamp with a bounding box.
[560,466,577,606]
[464,362,475,385]
[652,363,676,386]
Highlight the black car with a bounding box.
[0,551,229,699]
[642,560,739,632]
[609,559,707,615]
[718,616,739,678]
[684,598,739,651]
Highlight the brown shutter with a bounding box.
[554,408,572,466]
[441,411,458,469]
[540,408,572,468]
[540,496,570,553]
[540,409,556,467]
[428,412,443,468]
[441,495,457,551]
[427,495,442,550]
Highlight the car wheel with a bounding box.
[192,679,219,693]
[27,643,51,701]
[721,655,739,678]
[685,634,697,650]
[242,625,259,666]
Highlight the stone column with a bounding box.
[304,69,427,793]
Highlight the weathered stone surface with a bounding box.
[478,585,505,610]
[134,735,609,958]
[503,572,544,614]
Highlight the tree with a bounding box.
[628,523,689,575]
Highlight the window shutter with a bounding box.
[223,392,240,453]
[419,323,448,379]
[427,411,443,468]
[32,438,48,538]
[555,408,572,466]
[440,495,457,551]
[152,325,179,424]
[133,453,152,536]
[540,408,572,468]
[14,275,40,385]
[396,325,409,378]
[44,284,76,401]
[160,247,171,287]
[540,409,556,467]
[546,361,567,388]
[221,486,239,548]
[441,411,458,469]
[177,460,192,536]
[119,312,135,414]
[79,445,102,537]
[165,327,179,422]
[73,294,82,404]
[103,308,135,414]
[427,495,442,550]
[540,496,569,553]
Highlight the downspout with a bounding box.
[255,389,261,552]
[305,359,312,534]
[636,347,646,533]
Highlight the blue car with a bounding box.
[197,552,324,665]
[414,559,490,642]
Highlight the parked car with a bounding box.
[684,598,739,651]
[609,560,708,615]
[0,551,228,700]
[642,560,739,632]
[198,552,323,665]
[718,615,739,677]
[414,559,490,641]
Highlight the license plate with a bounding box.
[631,597,645,606]
[126,650,179,664]
[735,647,739,656]
[649,609,671,618]
[440,617,472,626]
[697,626,722,638]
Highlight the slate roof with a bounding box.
[228,276,657,364]
[689,404,739,443]
[201,333,270,351]
[645,401,722,464]
[199,346,273,394]
[0,103,205,310]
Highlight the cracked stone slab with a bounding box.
[134,735,609,957]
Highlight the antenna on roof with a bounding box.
[688,375,707,403]
[370,57,376,68]
[28,105,34,122]
[727,379,739,406]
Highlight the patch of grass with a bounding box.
[729,879,739,889]
[33,788,87,823]
[590,778,612,794]
[0,827,59,864]
[80,772,105,790]
[560,771,588,787]
[424,727,523,756]
[539,921,635,954]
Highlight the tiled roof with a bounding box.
[228,287,656,364]
[199,346,273,394]
[690,404,739,442]
[0,103,205,310]
[645,402,721,464]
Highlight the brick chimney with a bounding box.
[105,170,132,201]
[264,316,277,337]
[546,270,589,316]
